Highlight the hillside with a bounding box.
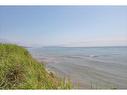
[0,43,71,89]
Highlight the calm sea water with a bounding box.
[28,46,127,89]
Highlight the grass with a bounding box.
[0,43,72,89]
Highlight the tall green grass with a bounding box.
[0,43,72,89]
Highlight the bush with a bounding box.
[0,43,72,89]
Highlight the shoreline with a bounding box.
[28,46,127,89]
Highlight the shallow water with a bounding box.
[28,46,127,89]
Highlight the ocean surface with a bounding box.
[28,46,127,89]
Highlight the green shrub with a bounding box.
[0,43,72,89]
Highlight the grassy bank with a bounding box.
[0,43,72,89]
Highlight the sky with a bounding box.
[0,6,127,47]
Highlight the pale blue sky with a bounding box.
[0,6,127,47]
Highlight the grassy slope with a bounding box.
[0,44,71,89]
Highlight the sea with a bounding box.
[28,46,127,89]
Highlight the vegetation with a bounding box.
[0,43,72,89]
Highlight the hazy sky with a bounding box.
[0,6,127,47]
